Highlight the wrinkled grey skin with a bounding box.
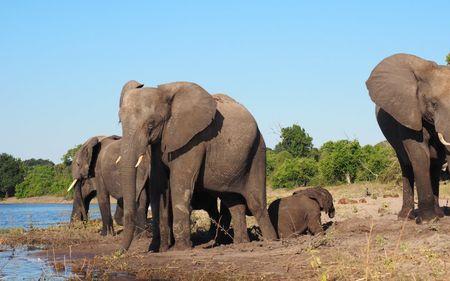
[119,81,277,251]
[366,54,450,222]
[268,187,335,238]
[70,135,150,236]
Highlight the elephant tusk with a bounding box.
[135,155,144,168]
[438,133,450,146]
[115,156,121,164]
[67,179,78,192]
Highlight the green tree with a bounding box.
[446,53,450,65]
[318,140,362,184]
[266,150,294,176]
[271,157,318,189]
[23,158,54,169]
[61,144,82,167]
[374,142,402,184]
[0,153,25,198]
[357,143,393,182]
[275,124,313,157]
[15,164,72,198]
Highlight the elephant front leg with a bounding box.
[405,141,438,223]
[113,198,124,226]
[135,190,149,237]
[148,195,161,252]
[307,212,324,235]
[158,188,171,252]
[97,192,115,236]
[170,176,194,251]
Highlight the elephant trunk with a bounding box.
[70,180,87,222]
[120,137,138,251]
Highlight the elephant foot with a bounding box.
[415,208,439,224]
[233,233,250,244]
[397,207,415,220]
[148,239,161,253]
[170,240,192,251]
[114,218,124,226]
[100,226,115,236]
[435,206,445,218]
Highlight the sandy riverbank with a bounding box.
[0,196,106,204]
[2,183,450,280]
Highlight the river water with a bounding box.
[0,203,108,280]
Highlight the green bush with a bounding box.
[271,157,318,189]
[274,124,314,157]
[0,153,25,198]
[357,143,394,182]
[15,164,72,198]
[318,140,362,185]
[446,53,450,65]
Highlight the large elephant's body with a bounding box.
[376,107,445,220]
[118,82,277,251]
[70,135,150,235]
[366,54,450,222]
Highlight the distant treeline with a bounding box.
[0,145,80,199]
[267,124,401,188]
[0,124,402,199]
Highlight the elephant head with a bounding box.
[118,80,217,250]
[293,187,335,218]
[366,54,450,147]
[69,137,102,222]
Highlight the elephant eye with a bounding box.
[431,101,438,109]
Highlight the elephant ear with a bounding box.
[119,80,144,122]
[75,137,101,178]
[136,148,150,201]
[159,82,217,154]
[366,53,437,131]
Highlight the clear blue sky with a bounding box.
[1,1,449,163]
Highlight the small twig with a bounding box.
[209,217,233,241]
[395,210,411,253]
[364,220,374,280]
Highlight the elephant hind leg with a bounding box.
[430,160,445,217]
[243,136,277,240]
[398,161,415,220]
[221,194,249,243]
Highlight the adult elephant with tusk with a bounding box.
[69,135,150,235]
[118,81,277,252]
[366,53,450,223]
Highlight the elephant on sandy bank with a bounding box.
[69,135,150,235]
[366,54,450,222]
[70,135,231,243]
[268,187,335,238]
[118,81,277,251]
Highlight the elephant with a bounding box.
[366,53,450,222]
[268,187,335,238]
[118,81,277,251]
[69,135,150,235]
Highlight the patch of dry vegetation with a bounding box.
[2,183,450,280]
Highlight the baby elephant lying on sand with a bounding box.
[268,187,335,238]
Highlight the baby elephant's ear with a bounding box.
[294,189,325,209]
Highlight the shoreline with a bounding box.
[0,196,108,205]
[0,196,76,204]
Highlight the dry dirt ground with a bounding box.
[2,183,450,280]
